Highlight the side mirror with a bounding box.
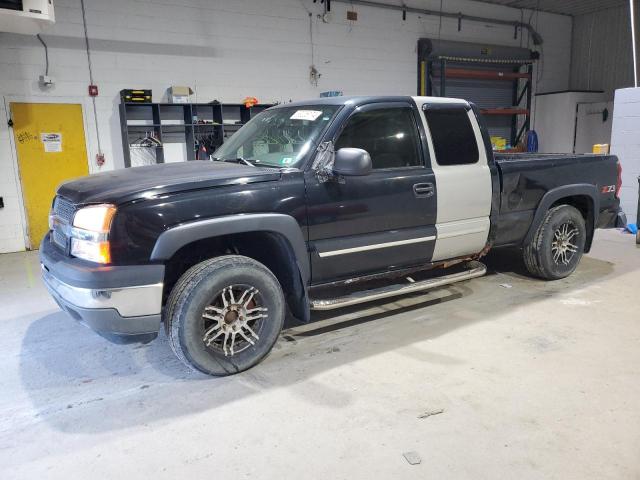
[333,148,372,176]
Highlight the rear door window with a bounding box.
[424,107,479,166]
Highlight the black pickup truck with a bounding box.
[41,96,624,375]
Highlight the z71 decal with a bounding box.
[601,185,615,194]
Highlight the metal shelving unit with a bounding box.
[119,102,273,168]
[417,39,537,149]
[424,57,533,148]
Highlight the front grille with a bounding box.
[51,196,75,251]
[52,229,67,249]
[53,196,75,223]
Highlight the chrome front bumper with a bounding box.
[42,266,163,318]
[41,264,163,343]
[39,233,165,343]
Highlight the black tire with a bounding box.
[523,205,587,280]
[164,255,285,376]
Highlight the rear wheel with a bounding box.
[165,255,285,376]
[523,205,586,280]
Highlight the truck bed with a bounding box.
[492,152,619,248]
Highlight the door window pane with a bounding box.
[335,107,421,169]
[423,108,479,166]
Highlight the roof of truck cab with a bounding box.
[271,96,469,108]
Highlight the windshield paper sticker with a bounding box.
[290,110,323,121]
[253,141,269,156]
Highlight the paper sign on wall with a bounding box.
[290,110,322,121]
[41,133,62,152]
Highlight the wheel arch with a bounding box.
[151,214,310,323]
[525,185,598,253]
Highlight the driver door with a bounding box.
[305,102,437,284]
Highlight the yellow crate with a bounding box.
[491,136,507,149]
[592,144,610,154]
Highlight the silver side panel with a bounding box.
[412,97,493,260]
[431,217,490,261]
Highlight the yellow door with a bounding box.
[11,103,89,249]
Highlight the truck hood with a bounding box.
[57,161,282,204]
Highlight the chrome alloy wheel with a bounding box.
[551,221,580,265]
[201,285,268,356]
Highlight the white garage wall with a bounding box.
[0,0,572,253]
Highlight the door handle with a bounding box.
[413,182,434,197]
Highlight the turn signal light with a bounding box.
[70,238,111,264]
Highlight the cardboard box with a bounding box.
[169,86,193,104]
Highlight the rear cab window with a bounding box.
[423,106,479,166]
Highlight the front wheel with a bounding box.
[164,255,285,376]
[523,205,587,280]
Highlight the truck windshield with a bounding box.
[213,105,341,168]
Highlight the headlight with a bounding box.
[73,204,116,232]
[70,204,116,264]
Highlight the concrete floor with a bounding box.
[0,229,638,479]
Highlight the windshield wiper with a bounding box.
[212,157,256,167]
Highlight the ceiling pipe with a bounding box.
[330,0,544,45]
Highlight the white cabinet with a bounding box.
[574,101,614,154]
[0,0,55,34]
[533,91,607,153]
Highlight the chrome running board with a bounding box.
[310,261,486,311]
